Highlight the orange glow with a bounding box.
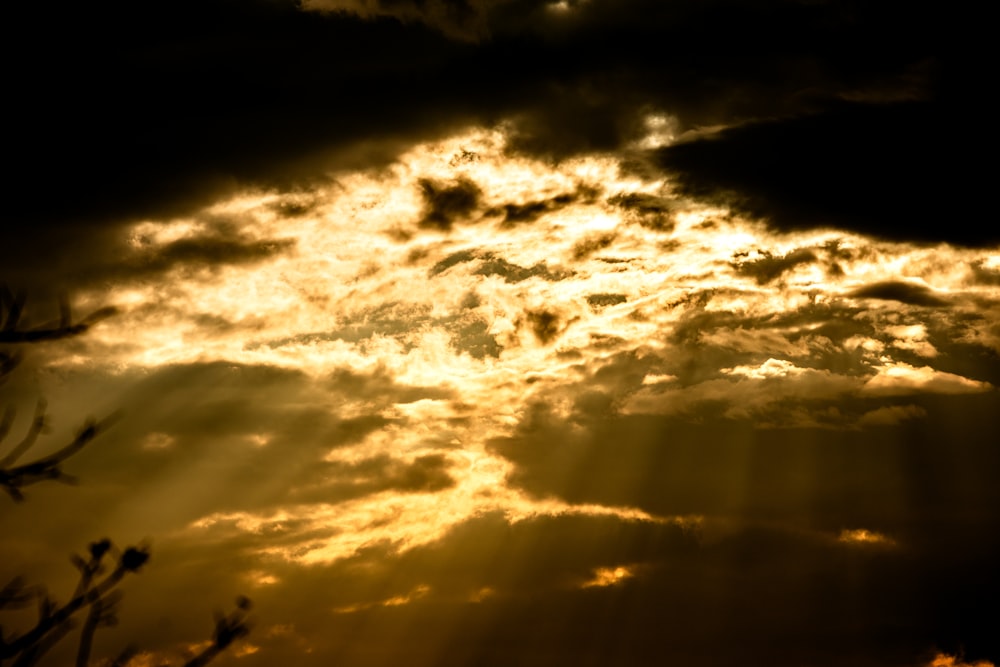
[929,653,997,667]
[582,566,635,588]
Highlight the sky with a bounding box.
[1,1,998,665]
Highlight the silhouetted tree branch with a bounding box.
[182,597,253,667]
[0,405,119,502]
[1,289,254,665]
[0,287,117,346]
[0,540,150,663]
[0,289,119,501]
[0,542,251,666]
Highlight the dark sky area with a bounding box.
[2,2,998,666]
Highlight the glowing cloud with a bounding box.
[862,362,992,396]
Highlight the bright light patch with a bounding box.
[234,644,261,657]
[51,125,1000,596]
[722,358,806,379]
[583,565,634,588]
[634,112,678,149]
[141,432,175,451]
[929,653,998,667]
[838,529,895,547]
[886,323,938,358]
[863,362,992,396]
[469,586,496,602]
[248,571,280,586]
[333,585,431,613]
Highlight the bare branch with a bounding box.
[0,577,37,610]
[0,411,120,503]
[0,401,49,468]
[0,542,149,661]
[76,591,123,667]
[11,616,74,667]
[0,306,118,344]
[0,406,16,450]
[1,287,27,333]
[0,350,21,381]
[182,598,253,667]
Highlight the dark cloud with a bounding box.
[253,301,435,349]
[733,248,817,284]
[252,299,504,359]
[3,2,997,665]
[483,392,1000,665]
[418,177,483,230]
[289,453,455,503]
[303,0,500,42]
[449,318,503,359]
[969,260,1000,286]
[2,361,456,522]
[585,293,627,309]
[327,366,453,403]
[430,249,568,283]
[485,188,590,226]
[525,309,561,344]
[607,192,676,231]
[118,231,294,279]
[571,232,616,259]
[849,281,949,307]
[3,0,969,292]
[656,101,995,246]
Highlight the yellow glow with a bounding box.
[837,529,896,547]
[234,644,261,657]
[55,124,999,581]
[469,586,496,602]
[929,654,997,667]
[141,432,175,450]
[863,362,992,396]
[247,570,280,586]
[722,358,807,379]
[333,585,431,613]
[582,565,635,588]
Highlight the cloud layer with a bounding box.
[2,3,999,666]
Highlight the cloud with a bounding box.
[2,5,998,665]
[288,453,455,504]
[857,404,927,426]
[585,293,627,309]
[885,324,938,357]
[486,187,593,226]
[430,249,568,283]
[607,192,677,231]
[862,362,993,396]
[524,309,562,345]
[116,230,295,281]
[301,0,504,41]
[417,177,483,230]
[656,102,996,247]
[733,247,817,284]
[5,0,968,296]
[969,259,1000,286]
[849,281,949,307]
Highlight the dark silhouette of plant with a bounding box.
[0,538,252,666]
[183,597,253,667]
[1,286,119,501]
[0,539,150,665]
[0,401,119,502]
[1,289,253,666]
[0,286,117,346]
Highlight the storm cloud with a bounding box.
[2,1,998,666]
